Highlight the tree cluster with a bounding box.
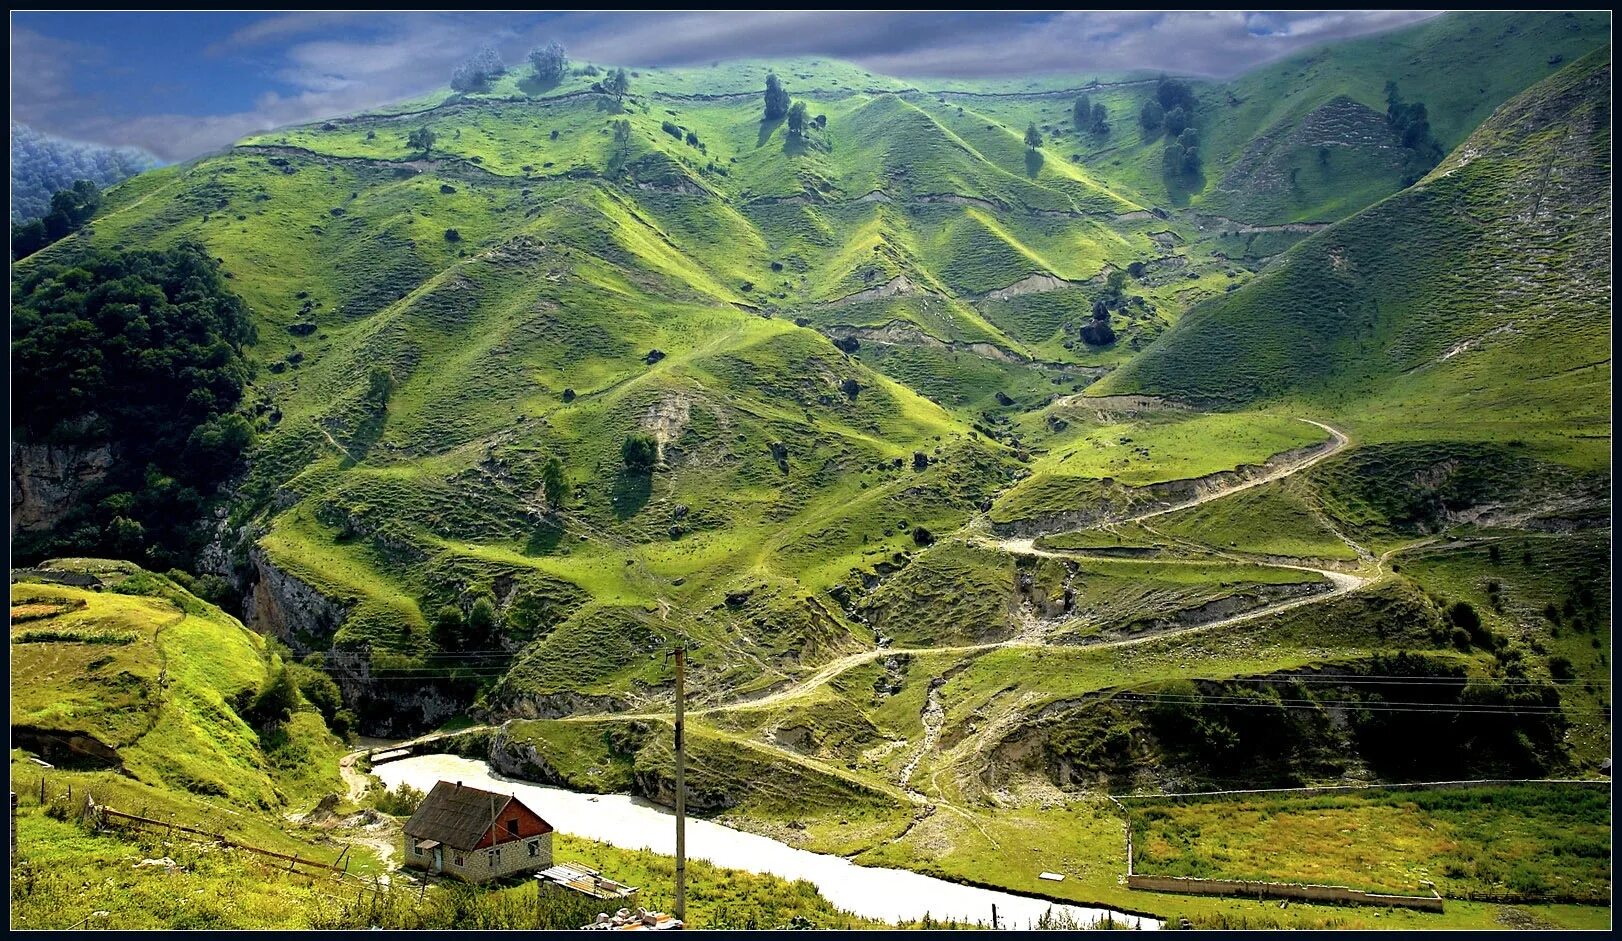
[451,44,506,92]
[1385,82,1446,184]
[1073,95,1109,135]
[1133,76,1202,181]
[433,594,499,652]
[597,67,630,102]
[11,243,257,569]
[1162,127,1202,177]
[12,180,103,260]
[407,126,436,156]
[786,101,809,140]
[527,40,568,83]
[10,122,158,225]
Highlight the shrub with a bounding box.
[369,781,426,816]
[622,434,658,472]
[444,228,462,242]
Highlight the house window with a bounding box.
[528,839,540,858]
[414,844,424,857]
[453,854,465,868]
[488,847,502,866]
[506,818,519,838]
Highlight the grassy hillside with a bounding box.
[10,17,1612,930]
[1098,48,1611,473]
[11,559,344,808]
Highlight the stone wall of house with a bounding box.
[405,832,553,883]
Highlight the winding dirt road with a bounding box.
[1130,418,1350,523]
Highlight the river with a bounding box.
[374,754,1157,930]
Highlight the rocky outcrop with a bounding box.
[494,690,625,721]
[10,441,114,535]
[242,547,351,652]
[978,272,1080,302]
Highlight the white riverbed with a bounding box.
[374,754,1157,930]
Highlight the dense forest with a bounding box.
[10,121,159,223]
[11,243,258,569]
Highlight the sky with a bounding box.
[10,10,1441,162]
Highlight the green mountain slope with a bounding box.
[12,20,1609,748]
[1196,11,1611,223]
[1097,48,1611,471]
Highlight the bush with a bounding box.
[444,228,461,242]
[369,781,426,816]
[246,665,300,729]
[622,434,658,472]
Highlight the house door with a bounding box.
[433,847,443,873]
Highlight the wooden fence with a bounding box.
[95,804,352,876]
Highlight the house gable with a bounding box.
[404,780,553,851]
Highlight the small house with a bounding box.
[402,780,553,883]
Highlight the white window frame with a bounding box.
[488,846,502,866]
[528,839,540,858]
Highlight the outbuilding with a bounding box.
[402,780,554,883]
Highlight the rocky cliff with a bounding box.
[10,441,113,535]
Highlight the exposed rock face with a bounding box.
[242,547,350,652]
[494,690,624,721]
[9,441,114,536]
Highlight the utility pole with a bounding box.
[669,644,688,923]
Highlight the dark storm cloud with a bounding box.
[11,11,1441,161]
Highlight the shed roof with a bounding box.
[403,781,546,851]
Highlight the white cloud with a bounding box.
[12,11,1444,161]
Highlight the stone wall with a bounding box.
[405,832,553,883]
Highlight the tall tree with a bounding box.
[1091,103,1109,134]
[1073,94,1093,130]
[541,457,567,510]
[786,100,809,139]
[607,67,630,102]
[1165,106,1188,137]
[1024,123,1042,149]
[1140,98,1165,131]
[1156,75,1197,114]
[467,595,499,648]
[407,126,435,156]
[764,71,791,120]
[527,40,568,82]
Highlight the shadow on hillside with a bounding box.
[337,408,387,468]
[1162,169,1207,208]
[611,470,652,520]
[596,97,626,113]
[524,519,566,555]
[783,134,812,157]
[1025,148,1045,179]
[757,116,786,148]
[517,75,562,97]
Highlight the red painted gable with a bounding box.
[474,797,554,848]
